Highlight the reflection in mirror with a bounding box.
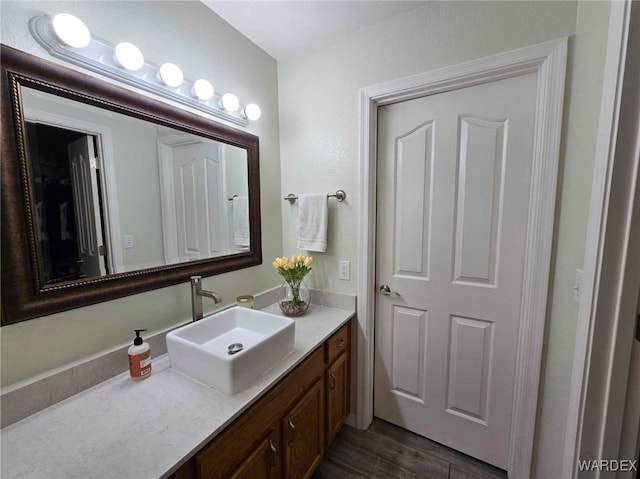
[22,87,250,286]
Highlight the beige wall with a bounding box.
[277,1,610,477]
[0,1,282,387]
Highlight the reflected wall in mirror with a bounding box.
[1,45,261,325]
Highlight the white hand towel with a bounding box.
[232,196,250,247]
[297,193,328,252]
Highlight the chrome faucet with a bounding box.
[190,276,222,322]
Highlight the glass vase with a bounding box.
[278,279,310,316]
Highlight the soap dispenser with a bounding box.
[128,329,151,380]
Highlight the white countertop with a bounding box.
[0,304,354,479]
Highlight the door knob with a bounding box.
[379,284,395,295]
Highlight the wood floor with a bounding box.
[313,418,508,479]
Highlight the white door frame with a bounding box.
[24,108,124,274]
[563,1,638,476]
[357,38,567,478]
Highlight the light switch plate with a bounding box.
[338,260,350,281]
[124,235,135,249]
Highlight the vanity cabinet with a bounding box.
[172,319,351,479]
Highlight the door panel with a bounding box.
[176,158,199,255]
[390,306,427,402]
[374,72,537,469]
[173,142,227,261]
[446,315,494,424]
[394,121,434,280]
[453,116,506,286]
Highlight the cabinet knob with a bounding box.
[335,339,345,348]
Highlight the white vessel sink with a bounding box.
[166,307,295,395]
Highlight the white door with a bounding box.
[374,72,537,469]
[67,135,106,277]
[172,143,227,262]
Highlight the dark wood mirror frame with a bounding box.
[1,45,262,325]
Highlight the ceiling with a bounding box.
[202,1,429,60]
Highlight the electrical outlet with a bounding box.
[124,234,135,249]
[338,260,350,281]
[573,268,583,303]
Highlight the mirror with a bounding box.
[1,45,262,325]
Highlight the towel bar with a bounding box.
[228,195,238,201]
[283,190,346,205]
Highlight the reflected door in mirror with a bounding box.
[171,141,226,262]
[26,122,108,284]
[67,135,106,278]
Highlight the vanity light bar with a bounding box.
[29,15,259,127]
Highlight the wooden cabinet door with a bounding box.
[230,431,279,479]
[326,351,348,445]
[197,422,281,479]
[283,379,324,479]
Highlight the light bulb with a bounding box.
[158,63,183,88]
[221,93,239,112]
[114,42,144,71]
[192,79,214,101]
[52,13,91,48]
[243,104,261,121]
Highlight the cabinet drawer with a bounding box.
[325,322,350,365]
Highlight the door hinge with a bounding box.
[90,157,99,169]
[98,245,106,256]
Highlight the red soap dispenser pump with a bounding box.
[128,329,151,380]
